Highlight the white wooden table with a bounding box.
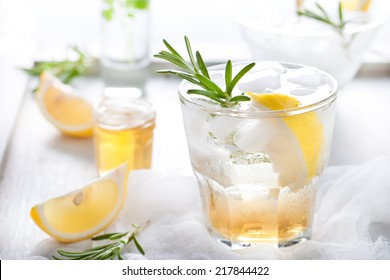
[0,66,389,259]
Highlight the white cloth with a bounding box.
[29,157,390,260]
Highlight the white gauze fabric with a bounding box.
[29,157,390,260]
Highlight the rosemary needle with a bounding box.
[23,46,98,86]
[53,222,148,260]
[154,36,255,108]
[297,2,347,35]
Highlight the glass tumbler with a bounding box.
[101,0,150,89]
[179,61,338,248]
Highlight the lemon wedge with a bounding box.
[341,0,372,11]
[248,93,324,188]
[35,72,93,138]
[30,163,129,242]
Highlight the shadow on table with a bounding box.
[45,134,94,163]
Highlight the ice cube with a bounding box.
[181,100,211,141]
[252,62,287,74]
[234,117,307,189]
[235,119,278,153]
[290,88,316,96]
[287,67,325,88]
[238,69,281,93]
[208,114,244,141]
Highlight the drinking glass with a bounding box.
[234,0,387,86]
[101,0,150,90]
[179,61,338,248]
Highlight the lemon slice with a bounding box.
[248,93,323,188]
[341,0,372,11]
[30,163,129,242]
[35,72,93,137]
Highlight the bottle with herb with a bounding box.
[101,0,150,90]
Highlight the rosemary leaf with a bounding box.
[154,52,192,73]
[187,89,225,103]
[163,39,184,59]
[196,51,210,79]
[315,2,330,18]
[225,60,232,95]
[53,222,148,260]
[133,237,145,255]
[83,244,113,252]
[89,249,112,260]
[297,2,347,34]
[57,249,90,258]
[227,62,256,95]
[108,233,127,240]
[157,70,204,88]
[174,73,204,88]
[194,73,224,96]
[230,95,251,103]
[338,1,343,22]
[23,46,98,86]
[184,36,199,73]
[154,36,256,108]
[92,232,120,240]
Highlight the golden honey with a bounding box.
[94,95,155,175]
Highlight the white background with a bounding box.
[7,0,390,61]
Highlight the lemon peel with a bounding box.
[248,92,324,188]
[341,0,372,11]
[30,163,129,242]
[35,71,93,138]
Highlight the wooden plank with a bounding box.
[0,58,29,167]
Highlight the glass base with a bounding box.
[209,226,311,249]
[278,235,310,248]
[194,170,316,251]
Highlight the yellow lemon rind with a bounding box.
[30,162,129,242]
[341,0,372,12]
[35,72,93,137]
[247,92,324,188]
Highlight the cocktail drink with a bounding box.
[235,0,386,86]
[179,62,337,247]
[154,37,337,248]
[101,0,150,88]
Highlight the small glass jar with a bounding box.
[94,89,156,175]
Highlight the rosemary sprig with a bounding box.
[53,222,148,260]
[103,0,149,21]
[154,36,255,108]
[23,46,98,85]
[297,2,347,35]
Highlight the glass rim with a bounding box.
[178,60,338,118]
[234,8,387,37]
[94,97,156,129]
